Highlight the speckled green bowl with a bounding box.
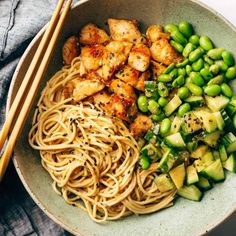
[7,0,236,235]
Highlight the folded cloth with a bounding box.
[0,0,73,235]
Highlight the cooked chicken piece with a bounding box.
[135,70,151,91]
[151,60,166,80]
[146,24,170,43]
[109,79,136,105]
[150,38,182,65]
[128,44,150,72]
[62,36,79,65]
[108,18,143,43]
[62,83,74,99]
[81,45,104,71]
[79,23,110,45]
[99,41,133,80]
[115,65,140,86]
[92,91,111,109]
[130,114,152,139]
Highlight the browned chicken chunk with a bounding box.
[150,38,182,65]
[130,114,152,139]
[128,44,150,72]
[62,36,79,65]
[79,23,110,45]
[92,91,111,109]
[108,18,143,43]
[146,24,170,43]
[135,70,150,91]
[151,60,167,80]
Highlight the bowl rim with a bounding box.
[6,0,236,235]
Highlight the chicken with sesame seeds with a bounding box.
[146,24,170,43]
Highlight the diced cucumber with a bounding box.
[219,144,228,162]
[157,149,178,173]
[141,144,162,161]
[185,96,204,107]
[194,151,214,172]
[194,159,205,172]
[205,95,229,112]
[191,145,208,159]
[164,95,182,117]
[196,176,212,191]
[169,163,186,189]
[154,174,175,192]
[222,132,236,154]
[186,165,199,185]
[170,116,183,134]
[182,112,202,134]
[212,150,220,160]
[186,141,198,152]
[226,100,236,117]
[201,159,225,182]
[201,131,222,148]
[164,132,186,149]
[220,109,232,127]
[144,130,154,141]
[194,111,217,133]
[223,153,236,173]
[213,111,225,131]
[177,185,203,201]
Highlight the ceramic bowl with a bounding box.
[7,0,236,235]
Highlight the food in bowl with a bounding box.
[28,18,236,223]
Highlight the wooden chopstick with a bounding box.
[0,0,72,181]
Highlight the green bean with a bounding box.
[207,48,225,60]
[176,58,189,68]
[172,75,185,88]
[190,72,205,86]
[158,82,169,97]
[183,43,196,58]
[221,83,233,98]
[209,64,220,75]
[204,84,221,96]
[203,55,214,65]
[178,86,190,99]
[164,24,178,33]
[152,113,166,122]
[160,118,171,134]
[178,21,193,38]
[164,63,175,74]
[189,35,199,45]
[148,100,160,114]
[170,40,184,53]
[171,30,187,45]
[187,83,203,95]
[178,103,191,116]
[178,68,186,76]
[200,67,213,81]
[158,74,173,82]
[192,58,204,71]
[169,68,178,79]
[222,51,235,66]
[215,60,228,71]
[141,155,151,170]
[189,47,204,62]
[158,97,169,107]
[225,66,236,80]
[137,95,149,112]
[199,36,213,51]
[207,75,224,85]
[186,65,192,75]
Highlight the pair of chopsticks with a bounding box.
[0,0,72,181]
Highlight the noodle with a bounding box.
[28,57,176,223]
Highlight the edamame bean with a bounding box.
[158,82,169,97]
[215,60,228,71]
[164,63,175,74]
[225,66,236,80]
[137,95,149,112]
[233,114,236,129]
[209,64,220,75]
[171,30,187,45]
[141,156,151,170]
[148,100,160,114]
[178,21,193,38]
[203,55,214,65]
[186,65,192,75]
[207,48,225,60]
[190,72,205,86]
[204,84,221,96]
[192,58,204,71]
[172,75,185,88]
[221,83,233,98]
[199,36,213,51]
[189,35,199,45]
[187,83,203,95]
[158,97,169,107]
[164,24,178,33]
[178,68,186,76]
[178,103,191,116]
[185,77,192,84]
[189,47,204,62]
[178,86,190,99]
[160,118,171,134]
[158,74,173,82]
[152,113,166,122]
[204,63,210,69]
[176,58,189,68]
[169,68,178,79]
[170,40,184,53]
[207,75,224,85]
[222,51,235,66]
[200,67,213,81]
[183,43,196,58]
